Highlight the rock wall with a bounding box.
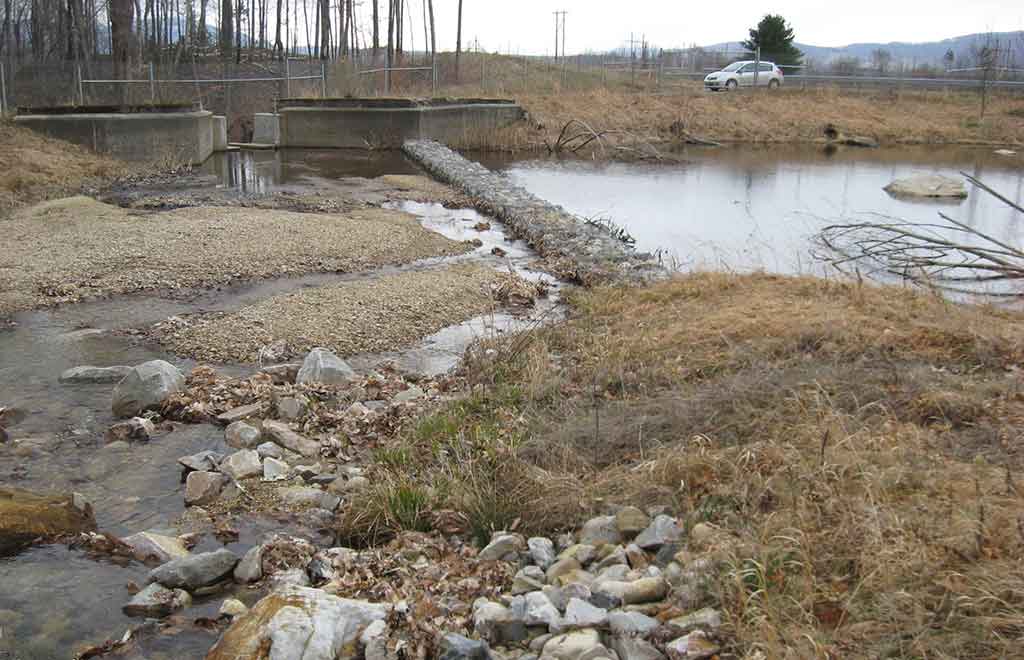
[402,140,668,285]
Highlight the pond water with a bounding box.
[478,145,1024,279]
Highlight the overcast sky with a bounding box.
[374,0,1023,55]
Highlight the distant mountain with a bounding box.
[704,31,1024,67]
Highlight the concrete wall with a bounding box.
[253,113,280,145]
[212,115,228,151]
[277,102,523,149]
[14,111,214,165]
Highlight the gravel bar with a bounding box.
[402,140,667,285]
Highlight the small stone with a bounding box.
[579,516,621,547]
[666,608,722,634]
[296,347,357,386]
[60,365,132,384]
[625,544,649,569]
[123,583,191,618]
[148,548,239,591]
[554,569,595,588]
[105,417,156,443]
[178,450,224,473]
[393,386,425,403]
[280,486,341,511]
[234,545,263,583]
[260,363,300,384]
[608,611,660,636]
[615,506,651,537]
[518,591,561,629]
[479,533,525,561]
[216,402,264,424]
[123,531,191,564]
[594,546,628,571]
[593,578,668,605]
[225,421,262,449]
[184,471,227,506]
[546,557,582,584]
[540,629,605,660]
[438,633,491,660]
[219,598,248,618]
[262,420,321,458]
[256,441,283,459]
[611,636,665,660]
[269,567,312,590]
[528,537,557,569]
[220,449,263,480]
[328,475,369,493]
[634,515,683,550]
[262,457,291,481]
[563,598,608,629]
[277,396,308,421]
[665,631,719,660]
[560,544,597,566]
[473,600,529,645]
[512,565,548,594]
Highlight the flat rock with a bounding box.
[608,610,660,636]
[593,577,668,605]
[112,360,185,418]
[884,174,967,199]
[277,396,308,421]
[512,565,548,594]
[178,450,224,473]
[263,457,291,481]
[123,531,191,564]
[59,365,132,384]
[280,486,341,511]
[562,598,608,629]
[123,583,191,618]
[217,402,265,425]
[261,363,300,384]
[546,557,582,585]
[0,487,96,556]
[635,515,683,550]
[540,629,607,660]
[296,347,357,386]
[263,420,321,458]
[438,633,491,660]
[516,591,561,628]
[225,420,262,449]
[148,548,239,591]
[184,471,227,506]
[257,441,284,459]
[666,608,722,634]
[206,585,391,660]
[220,449,263,480]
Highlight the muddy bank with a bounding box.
[0,196,474,318]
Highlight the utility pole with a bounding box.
[553,10,566,60]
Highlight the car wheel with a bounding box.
[726,79,738,90]
[769,79,780,89]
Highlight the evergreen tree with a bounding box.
[741,14,802,66]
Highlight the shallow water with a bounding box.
[477,145,1024,280]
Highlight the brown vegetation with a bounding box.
[342,272,1024,658]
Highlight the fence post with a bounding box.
[285,58,292,98]
[0,61,7,115]
[149,62,156,104]
[432,55,437,95]
[77,65,84,105]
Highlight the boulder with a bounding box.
[206,585,391,660]
[479,533,525,561]
[560,544,597,566]
[217,403,265,425]
[59,365,132,384]
[263,457,291,481]
[562,599,608,630]
[611,636,666,660]
[178,450,224,474]
[512,566,548,594]
[514,591,560,629]
[296,348,357,386]
[225,421,263,449]
[122,583,191,618]
[546,558,582,585]
[220,598,249,618]
[0,487,96,556]
[528,537,557,569]
[148,548,239,591]
[220,449,263,481]
[122,531,191,564]
[884,174,967,199]
[634,516,683,550]
[184,471,227,506]
[111,360,185,418]
[540,629,607,660]
[257,441,285,459]
[263,421,321,458]
[579,516,621,547]
[614,507,651,537]
[438,633,491,660]
[235,544,264,583]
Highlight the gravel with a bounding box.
[0,196,470,317]
[155,264,508,363]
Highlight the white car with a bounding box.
[704,61,783,90]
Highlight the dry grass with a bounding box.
[0,122,127,212]
[343,272,1024,659]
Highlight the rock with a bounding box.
[438,633,491,660]
[562,599,608,629]
[263,457,291,481]
[560,544,597,566]
[543,586,568,612]
[611,636,666,660]
[664,631,719,660]
[0,487,96,556]
[884,174,967,199]
[539,629,606,660]
[277,396,308,421]
[517,591,561,629]
[554,569,595,588]
[634,516,683,550]
[615,507,650,537]
[296,348,357,386]
[512,565,548,594]
[59,365,132,384]
[263,420,321,458]
[528,537,557,569]
[225,421,262,449]
[307,555,335,586]
[595,546,628,571]
[206,585,391,660]
[122,531,191,564]
[148,548,239,591]
[261,363,300,384]
[473,600,529,645]
[122,583,192,618]
[393,386,425,403]
[479,533,525,561]
[625,544,648,569]
[269,567,312,590]
[105,417,156,443]
[281,486,341,511]
[220,449,263,480]
[361,620,391,660]
[217,402,265,425]
[546,558,582,585]
[608,611,660,637]
[111,360,185,418]
[220,598,249,618]
[328,475,369,494]
[294,463,323,481]
[234,545,264,583]
[257,441,285,459]
[666,608,722,634]
[579,516,621,547]
[184,471,227,506]
[594,564,631,583]
[593,578,668,605]
[994,149,1017,157]
[104,440,130,451]
[178,450,224,473]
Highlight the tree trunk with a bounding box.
[198,0,207,45]
[455,0,462,82]
[319,0,329,59]
[386,0,394,69]
[110,0,135,104]
[427,0,434,87]
[2,0,12,56]
[220,0,232,56]
[371,0,378,52]
[273,0,282,55]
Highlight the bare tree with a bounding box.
[455,0,462,82]
[972,33,1001,120]
[110,0,134,103]
[371,0,378,52]
[220,0,232,56]
[870,48,891,74]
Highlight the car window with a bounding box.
[722,62,745,72]
[739,64,755,73]
[759,63,773,72]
